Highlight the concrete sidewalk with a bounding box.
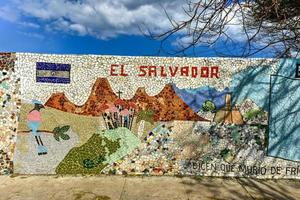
[0,176,299,200]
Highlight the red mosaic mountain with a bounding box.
[131,85,207,121]
[45,78,207,121]
[45,78,118,116]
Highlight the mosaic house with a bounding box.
[0,52,300,178]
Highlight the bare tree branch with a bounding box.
[147,0,300,57]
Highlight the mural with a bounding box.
[268,75,300,161]
[1,53,300,178]
[0,53,20,175]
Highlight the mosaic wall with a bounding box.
[1,53,300,178]
[0,53,20,175]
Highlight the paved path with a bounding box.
[0,176,299,200]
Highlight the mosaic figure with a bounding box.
[27,100,48,155]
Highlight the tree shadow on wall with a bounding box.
[230,58,300,162]
[179,59,300,199]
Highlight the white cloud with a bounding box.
[172,35,194,49]
[0,0,252,49]
[69,23,87,35]
[0,5,19,22]
[0,0,186,39]
[18,21,40,29]
[170,3,257,53]
[18,31,44,39]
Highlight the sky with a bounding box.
[0,0,273,57]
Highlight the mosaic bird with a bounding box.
[27,100,48,155]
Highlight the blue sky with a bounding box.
[0,19,164,56]
[0,0,273,57]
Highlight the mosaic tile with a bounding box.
[36,62,71,84]
[0,53,20,175]
[0,53,296,179]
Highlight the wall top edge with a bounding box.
[11,52,282,61]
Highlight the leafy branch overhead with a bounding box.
[53,125,71,141]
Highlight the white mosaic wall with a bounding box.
[15,53,277,104]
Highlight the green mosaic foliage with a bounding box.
[245,108,265,120]
[55,127,140,174]
[220,148,233,162]
[55,133,120,174]
[100,127,140,164]
[53,125,71,142]
[230,126,241,144]
[82,159,95,169]
[202,100,216,112]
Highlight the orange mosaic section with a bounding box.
[45,78,207,121]
[45,78,118,115]
[131,84,207,121]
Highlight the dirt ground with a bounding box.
[0,175,299,200]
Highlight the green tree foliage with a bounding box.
[245,108,265,120]
[202,100,216,113]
